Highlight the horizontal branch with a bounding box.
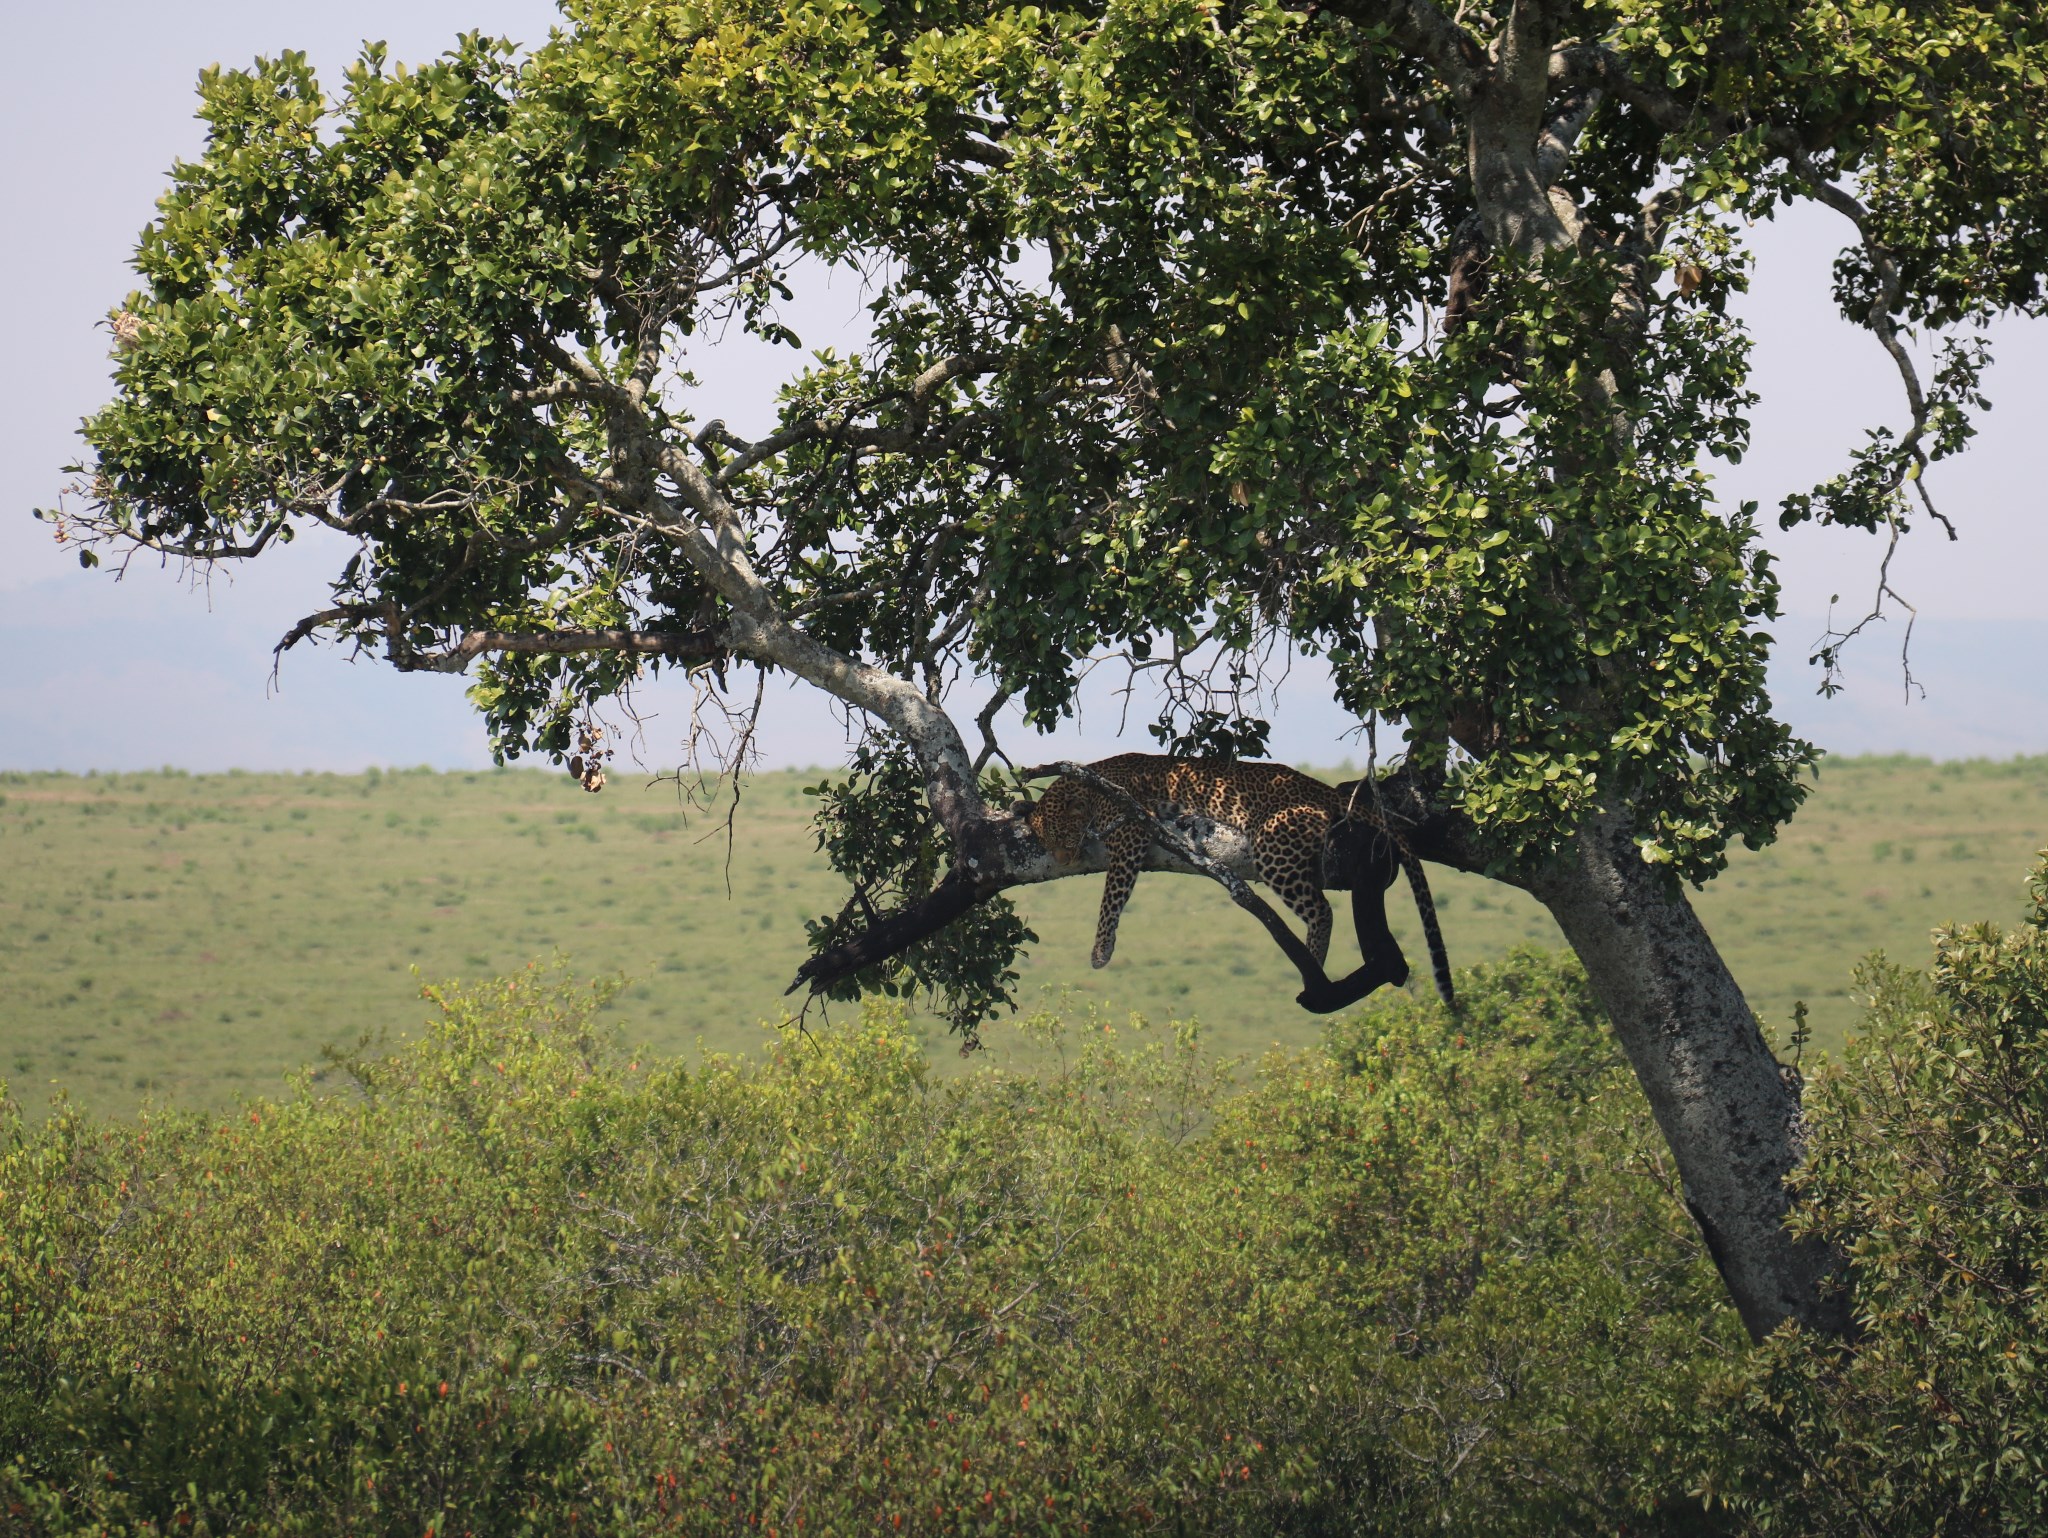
[786,868,996,998]
[271,605,725,676]
[787,758,1488,1013]
[392,625,727,674]
[62,505,296,568]
[273,605,369,658]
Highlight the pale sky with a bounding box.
[2,1,2042,771]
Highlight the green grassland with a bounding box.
[3,755,2046,1116]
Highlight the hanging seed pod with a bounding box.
[568,755,585,779]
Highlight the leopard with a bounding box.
[1022,753,1453,1007]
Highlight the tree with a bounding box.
[53,0,2048,1339]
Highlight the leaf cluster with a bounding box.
[801,742,1036,1033]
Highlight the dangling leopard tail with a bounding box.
[1393,845,1457,1012]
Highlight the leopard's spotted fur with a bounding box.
[1024,754,1452,1005]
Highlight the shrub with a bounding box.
[2,953,1741,1534]
[1697,860,2048,1535]
[1273,950,1742,1532]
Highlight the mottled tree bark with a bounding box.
[1524,809,1850,1340]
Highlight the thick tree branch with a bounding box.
[390,625,727,674]
[515,332,640,407]
[787,867,998,999]
[572,373,996,849]
[1462,1,1582,254]
[1534,84,1604,187]
[1548,43,1708,137]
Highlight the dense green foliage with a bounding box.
[5,952,1742,1534]
[12,864,2048,1532]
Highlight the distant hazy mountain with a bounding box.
[1767,616,2047,762]
[2,572,2042,771]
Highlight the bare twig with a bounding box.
[1809,507,1925,705]
[970,689,1015,777]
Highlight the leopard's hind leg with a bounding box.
[1091,820,1151,968]
[1348,829,1411,990]
[1256,809,1335,965]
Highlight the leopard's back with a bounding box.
[1025,755,1347,968]
[1161,758,1343,837]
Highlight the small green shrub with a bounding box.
[1697,859,2048,1535]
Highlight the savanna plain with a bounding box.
[4,753,2045,1115]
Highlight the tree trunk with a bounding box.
[1525,806,1851,1341]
